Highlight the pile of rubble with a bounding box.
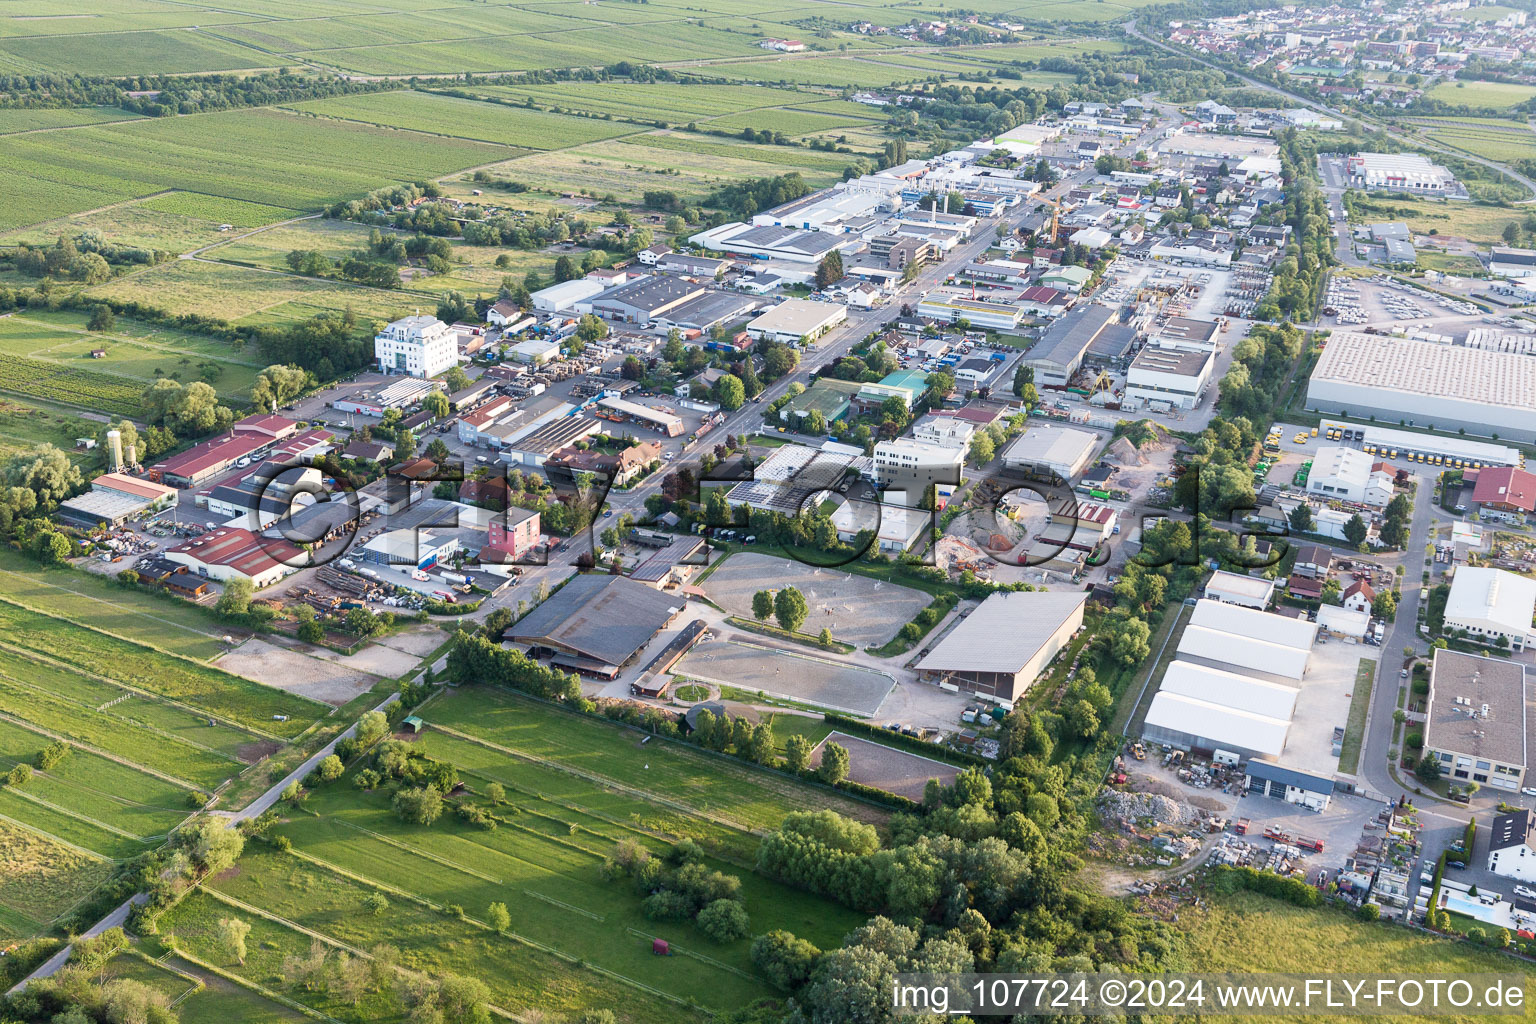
[1100,789,1200,827]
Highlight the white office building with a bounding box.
[871,437,964,493]
[1306,446,1396,507]
[1444,566,1536,651]
[1124,346,1213,411]
[375,316,458,378]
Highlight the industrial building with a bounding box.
[1324,421,1521,469]
[508,574,684,678]
[1423,648,1527,791]
[1305,446,1396,507]
[375,315,459,378]
[1203,569,1275,609]
[690,222,849,264]
[590,276,707,325]
[744,299,847,345]
[1443,566,1536,651]
[1001,426,1100,481]
[1307,333,1536,442]
[914,294,1024,331]
[165,526,303,588]
[1124,346,1213,411]
[831,500,931,554]
[147,414,304,488]
[359,529,460,571]
[1147,316,1221,352]
[499,415,604,467]
[724,443,864,515]
[1176,598,1316,685]
[915,590,1088,702]
[531,278,606,312]
[596,396,684,437]
[1022,305,1126,388]
[56,473,179,529]
[1345,152,1456,194]
[1143,692,1291,761]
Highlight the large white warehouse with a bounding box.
[1306,333,1536,442]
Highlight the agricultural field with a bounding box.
[84,258,424,325]
[0,106,510,232]
[0,716,195,839]
[620,131,854,172]
[467,135,848,205]
[0,654,248,789]
[0,350,143,416]
[0,597,324,738]
[285,90,626,150]
[451,81,830,123]
[0,195,290,255]
[0,820,113,941]
[1423,124,1536,164]
[0,549,232,660]
[0,29,276,76]
[163,864,697,1024]
[420,686,885,834]
[697,56,942,88]
[705,106,882,136]
[0,106,143,134]
[0,313,261,399]
[1426,80,1536,110]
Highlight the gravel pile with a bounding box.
[1099,790,1199,826]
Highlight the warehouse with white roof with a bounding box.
[1142,694,1291,761]
[1307,333,1536,442]
[1159,661,1300,721]
[1443,566,1536,651]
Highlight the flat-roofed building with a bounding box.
[1148,316,1221,352]
[1346,152,1456,193]
[1001,426,1100,481]
[1307,333,1536,442]
[1178,624,1311,685]
[871,437,963,494]
[1424,648,1528,791]
[590,276,706,325]
[915,591,1087,702]
[1444,566,1536,651]
[531,278,606,312]
[1203,569,1276,609]
[1125,346,1213,410]
[1189,597,1318,651]
[744,299,847,345]
[916,294,1023,331]
[500,415,603,468]
[375,315,458,378]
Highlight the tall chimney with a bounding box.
[106,430,122,473]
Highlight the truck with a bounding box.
[439,571,469,585]
[1234,818,1250,835]
[1262,827,1324,852]
[432,590,458,604]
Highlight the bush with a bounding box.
[315,754,344,783]
[696,898,751,942]
[393,786,443,826]
[751,930,821,990]
[455,801,497,830]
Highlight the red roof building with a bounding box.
[1473,466,1536,516]
[166,526,303,588]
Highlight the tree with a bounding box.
[774,586,808,633]
[1065,699,1099,740]
[818,741,850,784]
[394,786,443,825]
[298,619,324,644]
[345,606,382,637]
[1344,513,1368,548]
[814,250,844,290]
[216,577,253,618]
[575,313,609,345]
[1288,502,1314,534]
[218,917,252,964]
[1415,752,1442,783]
[422,389,450,419]
[364,892,389,916]
[444,366,472,392]
[713,373,745,411]
[554,255,579,282]
[968,433,995,466]
[752,589,775,621]
[316,754,345,782]
[485,781,506,805]
[87,304,116,332]
[697,899,751,942]
[487,901,511,933]
[784,734,813,774]
[819,626,834,647]
[751,930,821,990]
[250,364,310,412]
[1104,613,1151,667]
